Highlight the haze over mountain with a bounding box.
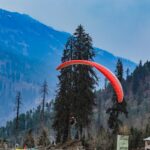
[0,9,136,125]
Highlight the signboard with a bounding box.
[117,135,129,150]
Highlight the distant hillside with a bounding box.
[96,61,150,129]
[0,9,136,125]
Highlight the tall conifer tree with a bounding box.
[72,25,98,138]
[107,59,128,134]
[40,80,48,127]
[53,37,74,143]
[53,25,97,143]
[15,91,22,132]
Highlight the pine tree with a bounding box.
[53,25,97,143]
[72,25,98,138]
[53,37,75,143]
[126,68,130,78]
[15,91,22,134]
[107,59,128,134]
[40,80,48,127]
[132,60,143,94]
[19,113,26,131]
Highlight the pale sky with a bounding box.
[0,0,150,63]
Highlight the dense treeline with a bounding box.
[0,100,53,140]
[96,60,150,149]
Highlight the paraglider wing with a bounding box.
[56,60,124,103]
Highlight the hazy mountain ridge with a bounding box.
[0,9,136,125]
[0,9,70,59]
[95,48,136,77]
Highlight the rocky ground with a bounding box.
[36,139,96,150]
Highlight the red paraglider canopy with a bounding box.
[56,60,124,103]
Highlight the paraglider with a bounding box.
[56,60,124,103]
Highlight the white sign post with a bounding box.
[117,135,129,150]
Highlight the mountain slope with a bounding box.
[0,9,136,125]
[0,9,69,59]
